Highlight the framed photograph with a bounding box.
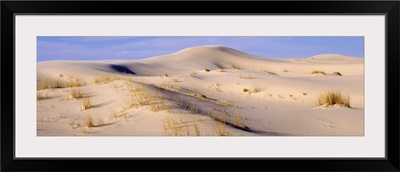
[2,1,399,171]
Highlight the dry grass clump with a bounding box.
[243,88,249,92]
[85,115,104,128]
[86,115,94,128]
[162,116,200,136]
[39,79,49,90]
[317,91,350,107]
[217,100,238,108]
[50,78,66,88]
[125,83,170,113]
[215,122,231,136]
[311,70,326,75]
[204,69,210,72]
[233,113,245,129]
[239,75,255,79]
[82,98,92,110]
[218,69,226,72]
[67,77,85,87]
[71,89,83,99]
[37,91,48,100]
[332,71,342,76]
[149,92,170,112]
[252,84,262,93]
[261,70,277,75]
[163,72,169,77]
[303,92,307,96]
[230,64,241,70]
[94,75,112,84]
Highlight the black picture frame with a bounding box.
[1,1,399,171]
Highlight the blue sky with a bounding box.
[37,36,364,61]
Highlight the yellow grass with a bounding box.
[86,115,94,128]
[215,122,231,136]
[193,121,200,136]
[233,113,245,129]
[218,69,226,72]
[39,79,49,90]
[50,78,66,88]
[94,75,112,84]
[71,89,83,99]
[163,72,169,77]
[252,84,262,93]
[239,75,254,79]
[311,70,326,75]
[67,77,85,87]
[217,100,238,107]
[333,71,342,76]
[37,92,42,100]
[261,70,277,75]
[230,64,241,70]
[317,91,350,107]
[82,98,92,110]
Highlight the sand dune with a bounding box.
[37,45,364,136]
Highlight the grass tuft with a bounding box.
[94,75,112,84]
[311,70,326,75]
[332,71,342,76]
[239,75,255,79]
[317,91,350,107]
[230,64,241,70]
[82,98,92,110]
[71,89,83,99]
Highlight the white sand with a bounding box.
[37,45,364,136]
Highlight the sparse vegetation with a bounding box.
[204,69,210,72]
[82,98,92,110]
[317,91,350,107]
[67,77,85,87]
[303,92,307,96]
[332,71,342,76]
[311,70,326,75]
[39,79,49,90]
[171,78,179,82]
[71,89,83,99]
[217,100,238,108]
[261,70,277,75]
[243,88,249,92]
[230,64,241,70]
[37,92,46,100]
[239,75,255,79]
[50,78,66,88]
[233,113,245,129]
[251,84,262,93]
[218,69,226,72]
[163,72,169,77]
[86,115,94,128]
[215,122,231,136]
[94,75,112,84]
